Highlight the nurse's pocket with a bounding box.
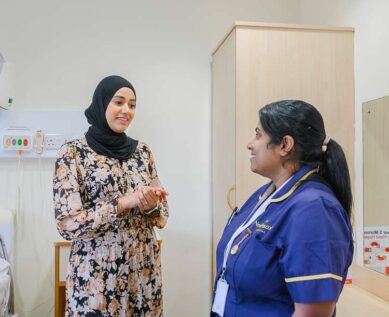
[234,234,284,300]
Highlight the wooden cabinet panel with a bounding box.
[363,96,389,226]
[212,29,236,276]
[235,25,354,205]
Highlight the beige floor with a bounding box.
[337,285,389,317]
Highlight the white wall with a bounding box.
[299,0,389,266]
[0,1,300,316]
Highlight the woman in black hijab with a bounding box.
[53,75,169,317]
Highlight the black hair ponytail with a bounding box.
[320,139,353,218]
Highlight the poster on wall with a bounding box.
[364,226,389,275]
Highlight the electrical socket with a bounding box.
[45,133,69,150]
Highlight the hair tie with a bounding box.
[322,135,331,152]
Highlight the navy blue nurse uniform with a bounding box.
[212,166,353,317]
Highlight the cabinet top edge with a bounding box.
[211,21,354,56]
[362,95,389,107]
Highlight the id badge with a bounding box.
[211,278,229,316]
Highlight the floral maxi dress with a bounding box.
[53,139,169,317]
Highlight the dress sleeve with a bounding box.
[279,198,353,303]
[53,143,120,240]
[142,144,169,229]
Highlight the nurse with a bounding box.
[211,100,353,317]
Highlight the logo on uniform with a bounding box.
[255,221,273,233]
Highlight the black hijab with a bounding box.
[84,75,138,160]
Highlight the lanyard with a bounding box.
[221,177,292,276]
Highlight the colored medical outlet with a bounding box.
[2,135,32,151]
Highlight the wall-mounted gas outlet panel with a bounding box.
[0,109,89,158]
[2,132,33,151]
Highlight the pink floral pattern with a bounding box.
[53,138,168,317]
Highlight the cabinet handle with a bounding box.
[226,185,236,211]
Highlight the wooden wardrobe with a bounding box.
[211,22,355,272]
